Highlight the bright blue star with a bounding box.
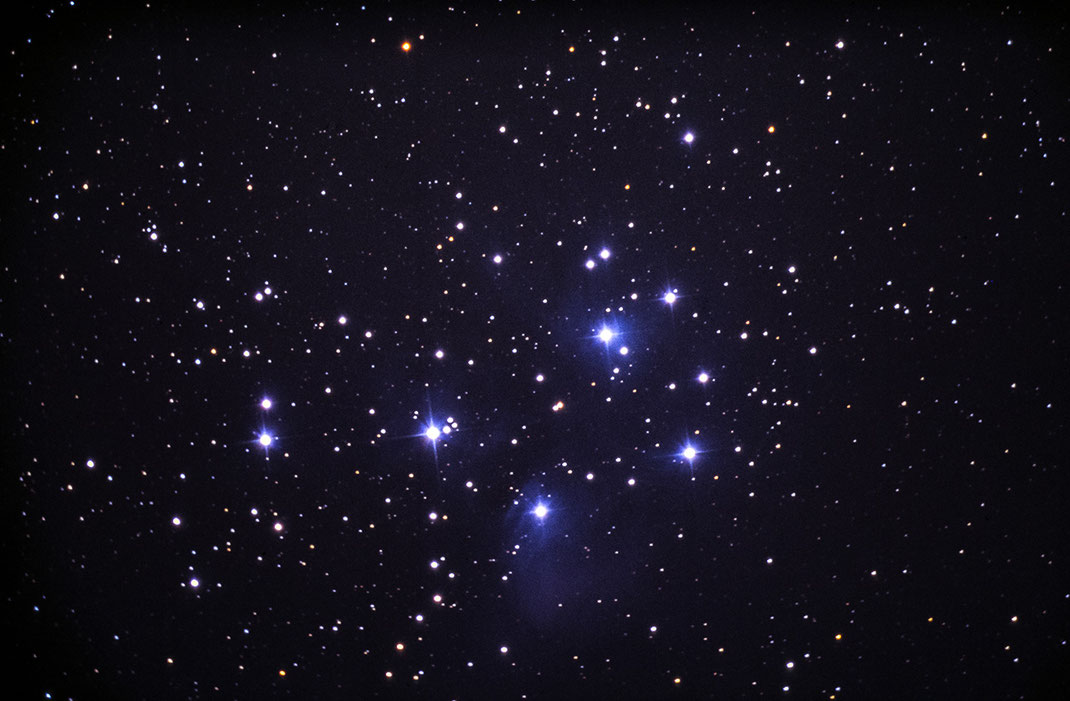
[598,326,615,344]
[533,503,548,519]
[259,432,273,447]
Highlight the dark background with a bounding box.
[4,2,1067,699]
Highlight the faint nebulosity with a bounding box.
[4,3,1067,699]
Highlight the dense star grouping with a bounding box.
[5,3,1067,699]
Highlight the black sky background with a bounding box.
[4,2,1068,699]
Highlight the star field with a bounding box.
[4,3,1068,699]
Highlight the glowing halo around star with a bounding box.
[680,444,698,462]
[259,432,273,447]
[598,326,615,344]
[425,425,441,441]
[533,503,549,520]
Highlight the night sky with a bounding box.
[5,3,1069,699]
